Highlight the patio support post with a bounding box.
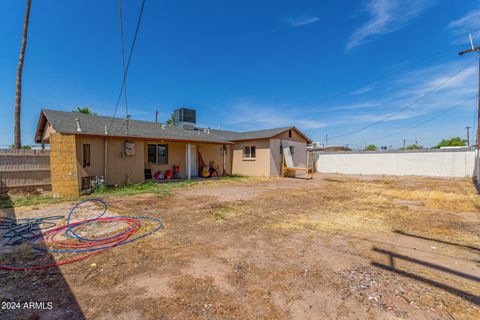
[186,143,191,180]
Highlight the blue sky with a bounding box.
[0,0,479,148]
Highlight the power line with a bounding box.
[119,0,129,135]
[108,0,147,133]
[329,58,476,141]
[316,43,463,105]
[243,44,464,124]
[347,95,477,146]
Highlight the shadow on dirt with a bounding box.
[371,246,480,306]
[393,230,480,253]
[0,186,85,320]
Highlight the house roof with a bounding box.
[210,127,312,143]
[35,109,311,144]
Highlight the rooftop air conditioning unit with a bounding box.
[173,108,196,130]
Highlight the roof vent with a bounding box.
[75,118,82,132]
[173,108,196,130]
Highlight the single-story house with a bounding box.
[35,108,312,197]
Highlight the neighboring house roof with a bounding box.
[210,127,282,140]
[35,109,311,144]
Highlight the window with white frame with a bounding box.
[243,146,256,159]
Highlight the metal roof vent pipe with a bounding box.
[75,118,82,132]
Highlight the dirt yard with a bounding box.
[1,174,479,320]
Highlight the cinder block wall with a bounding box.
[50,133,80,197]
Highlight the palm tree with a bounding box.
[14,0,32,149]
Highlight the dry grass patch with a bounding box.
[209,203,246,221]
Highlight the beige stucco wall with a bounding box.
[231,139,271,177]
[143,142,231,178]
[76,136,106,187]
[144,141,187,177]
[105,138,144,185]
[198,144,232,175]
[270,139,281,176]
[76,136,144,186]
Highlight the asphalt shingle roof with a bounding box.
[39,109,309,144]
[209,127,292,141]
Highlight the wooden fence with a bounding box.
[0,149,51,192]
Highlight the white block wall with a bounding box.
[316,149,476,178]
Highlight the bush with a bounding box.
[401,144,423,150]
[433,137,467,148]
[364,144,377,151]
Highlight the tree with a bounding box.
[14,0,32,149]
[401,144,423,150]
[433,137,467,149]
[166,112,175,125]
[364,144,377,151]
[73,107,96,115]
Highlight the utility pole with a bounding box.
[403,139,406,149]
[325,134,328,147]
[459,34,480,151]
[466,126,471,146]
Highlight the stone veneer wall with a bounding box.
[50,133,80,197]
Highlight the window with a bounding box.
[288,129,292,138]
[147,144,168,164]
[280,146,294,156]
[243,146,256,159]
[157,144,168,164]
[147,144,156,163]
[82,144,91,167]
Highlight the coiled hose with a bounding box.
[0,199,164,270]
